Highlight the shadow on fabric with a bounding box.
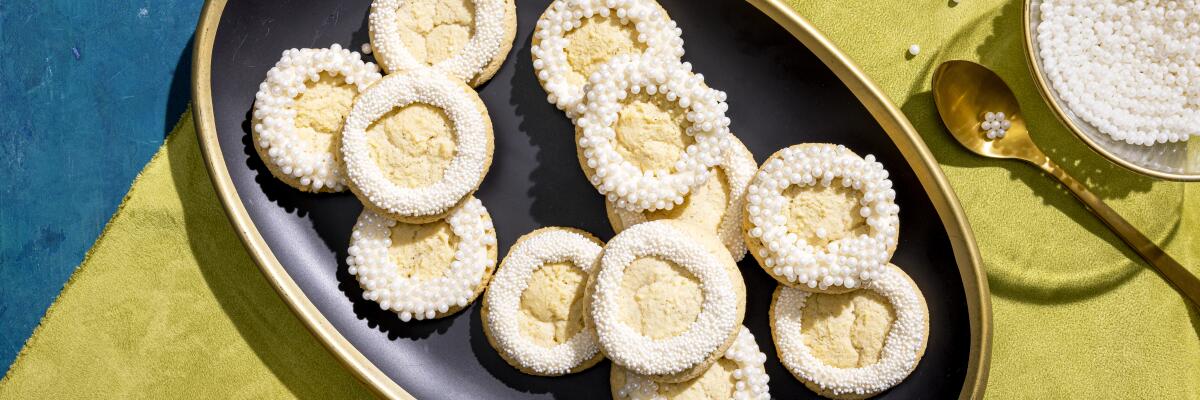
[166,41,372,398]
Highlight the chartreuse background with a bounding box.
[1,0,1197,398]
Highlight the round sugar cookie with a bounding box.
[482,227,606,376]
[368,0,517,87]
[532,0,684,118]
[251,45,382,193]
[346,196,498,321]
[610,326,770,400]
[589,220,746,383]
[341,68,495,224]
[743,143,900,293]
[769,264,929,399]
[576,54,733,213]
[604,135,757,261]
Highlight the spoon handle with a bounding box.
[1037,158,1200,307]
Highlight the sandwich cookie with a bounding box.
[252,45,382,192]
[341,69,494,224]
[576,54,732,213]
[610,326,770,400]
[604,135,757,261]
[743,144,899,292]
[532,0,684,118]
[770,264,929,399]
[590,220,746,383]
[347,196,498,321]
[482,227,606,376]
[368,0,517,87]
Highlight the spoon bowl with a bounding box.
[932,60,1047,164]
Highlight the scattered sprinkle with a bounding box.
[907,44,920,56]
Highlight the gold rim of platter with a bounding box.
[191,0,993,398]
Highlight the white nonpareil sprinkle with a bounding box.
[1036,0,1200,145]
[772,266,928,398]
[745,144,900,291]
[251,45,382,192]
[981,111,1011,140]
[907,44,920,56]
[484,228,603,376]
[592,221,741,378]
[368,0,508,82]
[346,197,497,321]
[532,0,686,119]
[360,43,372,55]
[578,53,734,213]
[617,326,770,399]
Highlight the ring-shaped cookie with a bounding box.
[578,54,732,213]
[341,69,494,223]
[606,135,757,261]
[367,0,517,87]
[532,0,684,118]
[482,227,605,376]
[770,265,929,399]
[346,196,498,321]
[744,144,899,292]
[591,220,744,382]
[252,45,382,192]
[611,326,771,400]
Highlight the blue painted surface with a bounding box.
[0,0,202,373]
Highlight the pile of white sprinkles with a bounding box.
[1036,0,1200,145]
[982,111,1010,140]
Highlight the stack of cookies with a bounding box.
[251,0,519,321]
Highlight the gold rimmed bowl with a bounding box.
[1022,0,1200,181]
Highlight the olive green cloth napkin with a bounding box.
[3,0,1199,398]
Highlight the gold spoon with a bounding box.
[931,60,1200,307]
